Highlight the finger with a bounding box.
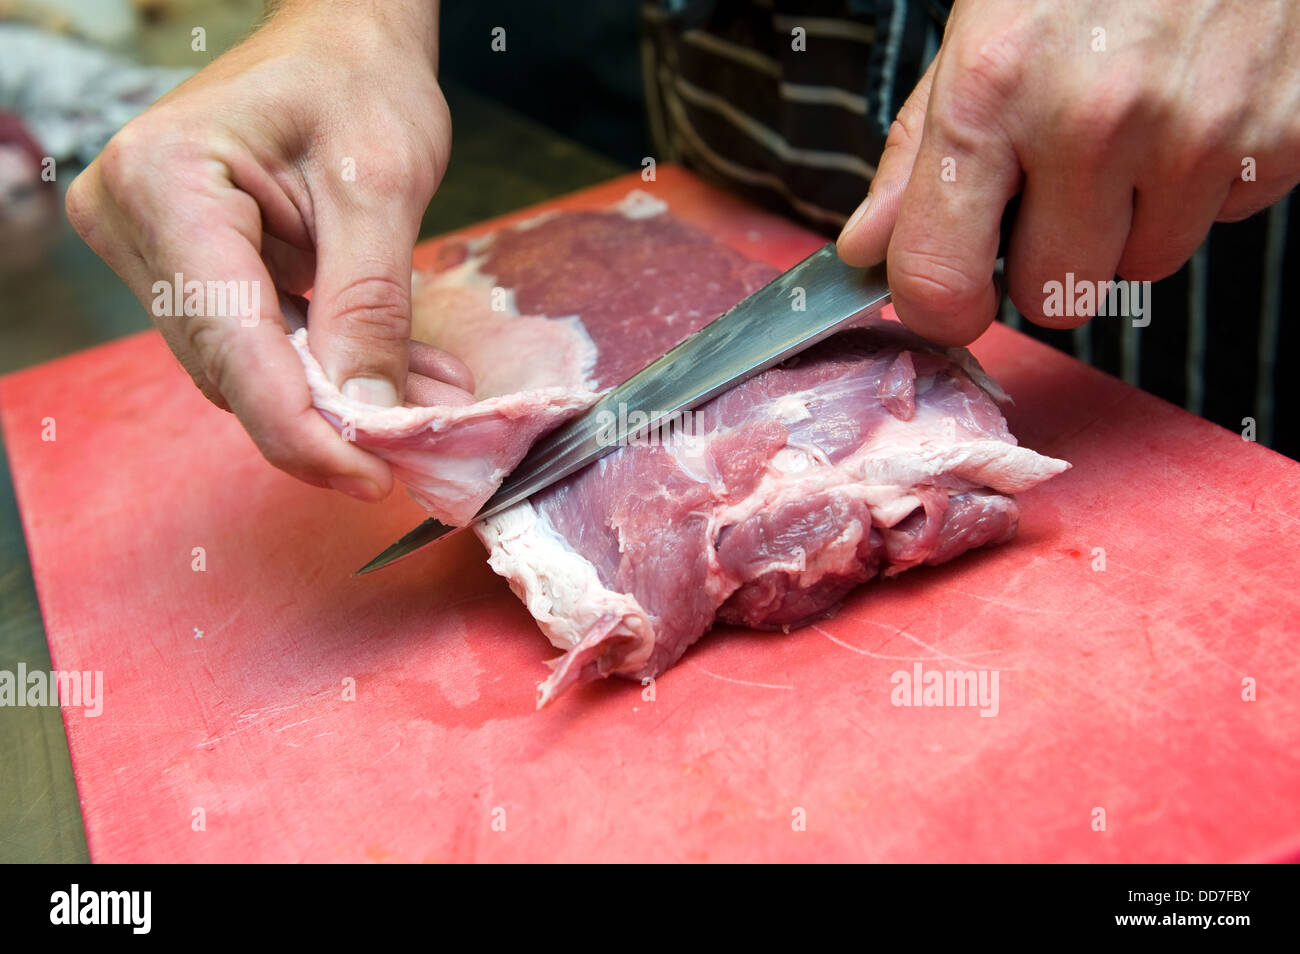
[1005,168,1133,327]
[71,157,395,499]
[408,339,475,394]
[1115,179,1225,282]
[837,57,937,267]
[404,372,475,407]
[884,63,1022,346]
[165,248,395,498]
[306,167,428,408]
[1218,173,1294,223]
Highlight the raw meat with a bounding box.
[289,192,771,525]
[295,193,1069,705]
[481,322,1069,704]
[292,340,593,526]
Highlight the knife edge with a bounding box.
[355,243,890,575]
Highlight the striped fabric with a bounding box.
[641,0,1297,459]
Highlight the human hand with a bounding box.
[67,0,472,500]
[837,0,1300,345]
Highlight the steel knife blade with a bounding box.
[355,242,891,575]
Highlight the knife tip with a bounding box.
[352,517,458,576]
[352,555,389,576]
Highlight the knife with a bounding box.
[354,242,892,575]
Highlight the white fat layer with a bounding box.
[836,396,1070,493]
[799,519,867,586]
[291,328,595,435]
[715,433,1064,541]
[710,375,1069,562]
[494,208,561,234]
[614,189,669,219]
[419,258,493,292]
[475,503,657,682]
[771,395,812,423]
[412,262,601,396]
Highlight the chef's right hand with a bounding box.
[66,0,473,501]
[836,0,1300,348]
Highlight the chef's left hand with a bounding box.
[836,0,1300,346]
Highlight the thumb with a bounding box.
[836,57,937,267]
[307,201,422,407]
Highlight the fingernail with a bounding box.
[841,193,872,237]
[328,475,382,501]
[342,376,398,407]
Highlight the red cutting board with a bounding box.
[3,166,1298,862]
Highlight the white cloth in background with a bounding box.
[0,23,192,163]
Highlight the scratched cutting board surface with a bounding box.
[3,166,1299,863]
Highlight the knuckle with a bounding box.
[325,275,411,341]
[889,248,986,316]
[255,426,309,475]
[1057,81,1142,154]
[251,408,335,481]
[95,123,147,196]
[63,172,97,238]
[882,118,914,155]
[345,138,437,202]
[370,152,417,195]
[887,88,929,150]
[405,155,439,201]
[1184,117,1235,171]
[927,89,1003,158]
[947,32,1024,124]
[925,106,988,161]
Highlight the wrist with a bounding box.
[267,0,439,67]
